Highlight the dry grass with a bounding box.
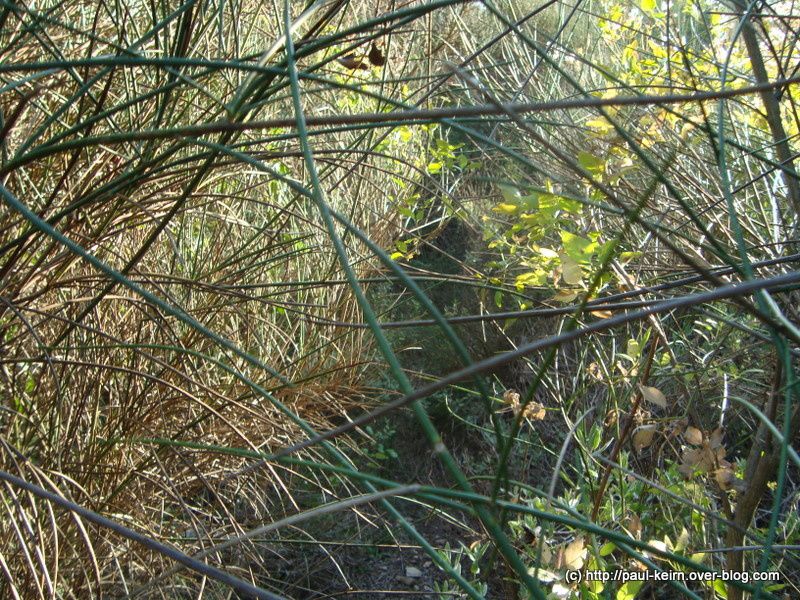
[0,0,434,595]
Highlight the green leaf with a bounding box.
[556,195,582,213]
[589,425,602,451]
[578,150,606,175]
[499,185,520,203]
[619,251,641,263]
[494,290,503,308]
[560,230,595,262]
[617,580,643,600]
[599,542,616,556]
[626,338,641,361]
[515,271,547,289]
[559,252,583,286]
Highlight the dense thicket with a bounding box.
[1,1,799,598]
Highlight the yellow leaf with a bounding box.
[591,310,613,319]
[563,538,586,570]
[586,117,613,135]
[494,202,518,214]
[641,0,656,11]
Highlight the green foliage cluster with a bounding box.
[1,0,799,599]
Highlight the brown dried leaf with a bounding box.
[714,467,736,491]
[337,54,369,70]
[632,424,657,452]
[503,390,521,416]
[587,362,604,381]
[709,427,724,449]
[679,446,716,477]
[631,559,649,571]
[714,466,745,493]
[552,546,564,570]
[684,426,704,446]
[368,42,386,67]
[640,385,667,408]
[625,513,642,539]
[522,401,546,421]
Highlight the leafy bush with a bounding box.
[1,0,799,599]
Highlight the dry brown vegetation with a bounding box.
[2,1,800,599]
